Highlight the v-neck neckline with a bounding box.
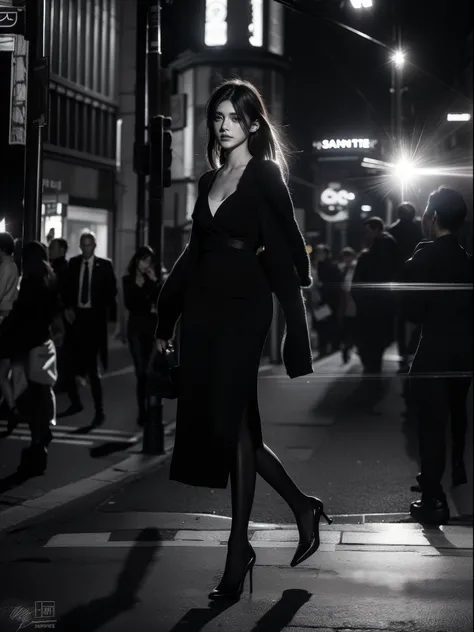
[207,157,254,219]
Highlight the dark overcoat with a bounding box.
[67,255,118,371]
[155,158,313,488]
[155,158,313,379]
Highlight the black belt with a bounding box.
[227,238,255,251]
[200,236,259,253]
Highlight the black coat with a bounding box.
[387,218,423,263]
[401,234,472,374]
[156,158,313,379]
[67,255,118,370]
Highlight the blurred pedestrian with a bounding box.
[352,217,401,374]
[402,186,472,525]
[387,202,424,371]
[156,79,331,600]
[338,247,357,364]
[0,241,62,475]
[122,246,160,426]
[49,238,70,392]
[312,244,342,358]
[62,231,118,426]
[0,231,20,428]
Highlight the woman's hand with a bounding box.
[156,338,171,354]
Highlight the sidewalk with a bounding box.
[0,343,177,527]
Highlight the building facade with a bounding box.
[1,0,119,258]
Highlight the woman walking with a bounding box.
[122,246,160,426]
[155,79,331,600]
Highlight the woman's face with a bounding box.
[137,256,152,274]
[212,100,250,152]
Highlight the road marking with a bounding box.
[1,435,93,447]
[1,426,138,444]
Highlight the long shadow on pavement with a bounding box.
[56,528,161,631]
[310,364,390,420]
[168,588,312,632]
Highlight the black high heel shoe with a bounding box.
[208,545,256,600]
[290,496,332,568]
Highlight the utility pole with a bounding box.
[23,0,46,243]
[134,0,148,249]
[143,0,164,455]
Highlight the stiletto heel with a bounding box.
[208,546,256,600]
[290,496,332,568]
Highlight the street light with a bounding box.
[350,0,373,8]
[391,50,405,68]
[447,113,471,122]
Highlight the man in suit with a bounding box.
[63,231,117,426]
[388,203,424,371]
[402,186,472,525]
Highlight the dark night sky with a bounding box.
[162,0,473,148]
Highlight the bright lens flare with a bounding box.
[392,51,405,68]
[394,159,415,182]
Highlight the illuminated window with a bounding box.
[205,0,228,47]
[249,0,263,47]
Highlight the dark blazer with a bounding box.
[401,234,472,374]
[156,158,313,379]
[67,255,118,369]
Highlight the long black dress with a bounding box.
[157,158,313,489]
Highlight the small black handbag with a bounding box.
[147,345,181,400]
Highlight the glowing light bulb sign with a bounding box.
[318,185,355,222]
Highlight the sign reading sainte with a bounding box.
[0,8,26,36]
[313,138,378,151]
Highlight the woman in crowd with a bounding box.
[0,241,62,475]
[156,79,331,600]
[122,246,161,426]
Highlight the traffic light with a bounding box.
[162,116,172,188]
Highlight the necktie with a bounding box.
[81,260,89,305]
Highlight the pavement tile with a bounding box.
[174,529,232,541]
[44,532,111,547]
[341,531,430,546]
[251,529,341,544]
[335,544,439,553]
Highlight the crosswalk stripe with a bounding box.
[4,434,93,447]
[2,427,138,443]
[0,422,138,441]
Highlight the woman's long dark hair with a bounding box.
[127,246,155,277]
[205,78,290,181]
[22,240,56,289]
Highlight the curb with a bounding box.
[0,431,175,534]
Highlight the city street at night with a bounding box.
[0,0,472,629]
[0,349,472,631]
